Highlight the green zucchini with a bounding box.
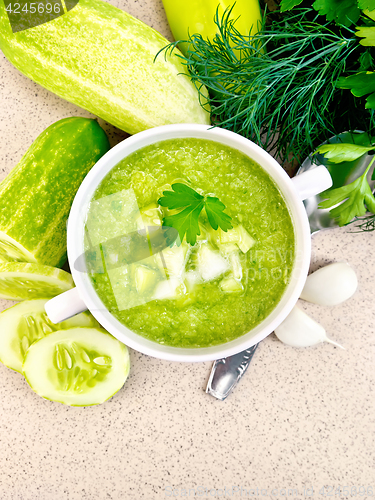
[0,0,210,134]
[23,327,130,406]
[0,117,110,266]
[0,299,99,373]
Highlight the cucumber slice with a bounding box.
[23,328,130,406]
[0,299,98,373]
[0,262,74,300]
[0,232,37,263]
[0,250,14,263]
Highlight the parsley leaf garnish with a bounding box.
[318,151,375,226]
[158,183,233,245]
[205,196,233,231]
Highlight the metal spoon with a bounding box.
[206,131,374,400]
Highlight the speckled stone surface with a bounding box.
[0,2,374,499]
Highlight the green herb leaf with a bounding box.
[280,0,304,12]
[315,143,375,162]
[158,184,205,245]
[163,204,204,246]
[158,183,203,210]
[312,0,361,27]
[356,26,375,46]
[358,0,375,10]
[158,183,232,245]
[319,158,375,225]
[359,50,373,70]
[363,7,375,20]
[336,71,375,109]
[205,196,233,231]
[337,71,375,97]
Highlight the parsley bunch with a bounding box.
[158,183,232,245]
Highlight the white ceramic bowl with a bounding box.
[46,124,332,362]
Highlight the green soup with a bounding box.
[86,138,295,348]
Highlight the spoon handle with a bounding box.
[205,343,259,400]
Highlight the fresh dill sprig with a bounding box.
[159,7,375,164]
[351,214,375,231]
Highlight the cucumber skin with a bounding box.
[0,0,210,134]
[0,117,110,267]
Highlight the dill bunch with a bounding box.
[161,8,375,164]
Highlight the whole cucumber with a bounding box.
[0,0,210,134]
[0,117,110,267]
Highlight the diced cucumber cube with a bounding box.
[215,225,255,254]
[237,225,255,253]
[218,243,238,254]
[153,278,185,300]
[229,252,243,280]
[220,276,243,293]
[184,270,202,292]
[137,203,163,230]
[197,243,229,282]
[141,203,160,217]
[218,227,241,245]
[134,265,157,294]
[156,242,189,278]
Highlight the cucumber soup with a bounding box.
[85,138,295,348]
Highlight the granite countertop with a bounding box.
[0,1,374,499]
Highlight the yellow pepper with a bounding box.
[161,0,262,55]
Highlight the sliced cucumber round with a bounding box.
[0,231,38,264]
[0,262,74,300]
[23,328,130,406]
[0,299,99,373]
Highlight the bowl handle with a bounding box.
[45,288,88,324]
[291,164,332,201]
